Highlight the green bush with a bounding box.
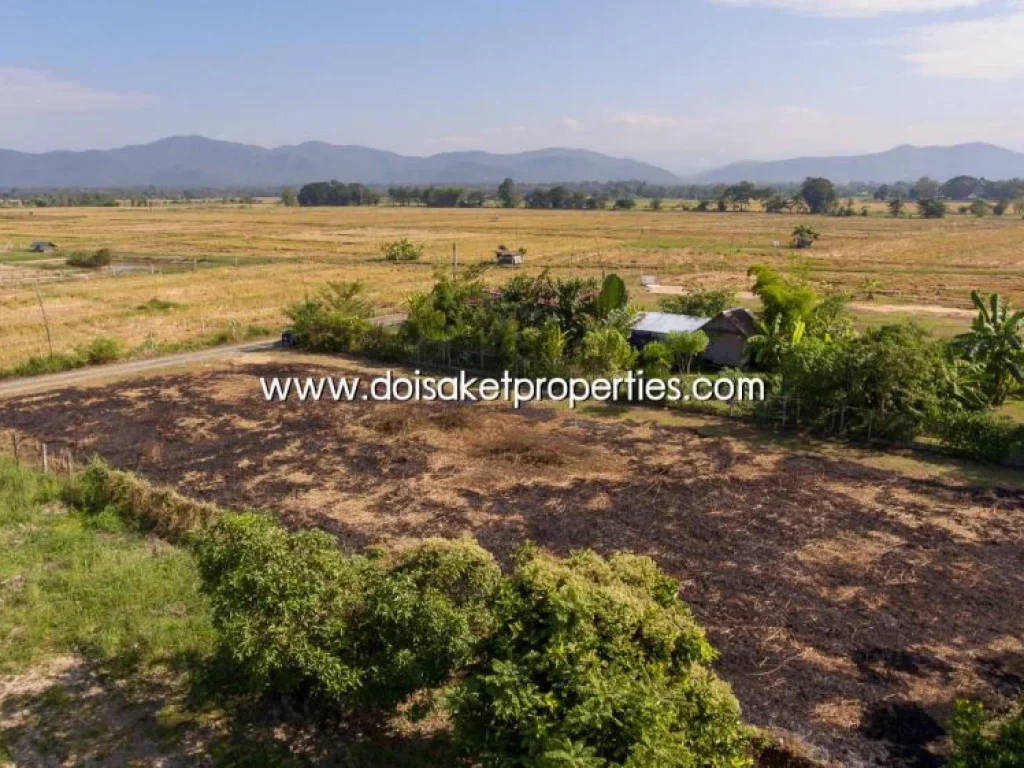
[658,288,737,318]
[66,248,113,269]
[77,336,121,365]
[381,238,425,262]
[354,539,501,709]
[947,700,1024,767]
[195,514,501,709]
[195,513,372,700]
[449,548,751,768]
[931,410,1024,464]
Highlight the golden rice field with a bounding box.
[1,203,1023,370]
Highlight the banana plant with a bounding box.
[955,291,1024,406]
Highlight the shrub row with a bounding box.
[192,514,752,766]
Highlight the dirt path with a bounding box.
[0,340,278,398]
[646,285,976,318]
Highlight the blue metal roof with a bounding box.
[631,311,709,336]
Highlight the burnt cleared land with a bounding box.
[3,359,1023,766]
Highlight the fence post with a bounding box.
[12,433,19,464]
[41,443,48,473]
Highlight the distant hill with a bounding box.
[0,136,680,188]
[692,143,1024,184]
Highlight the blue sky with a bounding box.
[1,0,1022,169]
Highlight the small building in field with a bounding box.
[701,308,757,367]
[29,241,56,253]
[630,307,756,368]
[495,246,524,266]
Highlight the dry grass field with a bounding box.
[2,351,1022,766]
[3,203,1024,370]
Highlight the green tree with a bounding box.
[799,177,837,214]
[947,700,1024,767]
[497,177,519,208]
[639,341,673,376]
[917,198,947,219]
[664,330,710,373]
[280,188,298,207]
[912,176,940,200]
[658,288,737,317]
[970,199,989,218]
[955,291,1024,406]
[888,198,905,218]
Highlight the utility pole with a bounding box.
[33,287,54,357]
[452,242,458,278]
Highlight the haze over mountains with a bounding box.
[2,137,1023,188]
[690,143,1024,185]
[0,136,679,188]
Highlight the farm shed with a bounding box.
[701,308,756,367]
[29,241,56,252]
[495,246,524,266]
[630,308,756,368]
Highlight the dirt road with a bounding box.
[0,340,278,398]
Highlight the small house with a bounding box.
[630,307,756,368]
[701,308,756,367]
[29,241,56,253]
[495,246,524,266]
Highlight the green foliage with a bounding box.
[791,224,819,249]
[280,188,298,207]
[285,281,374,352]
[931,410,1024,464]
[137,297,182,312]
[381,238,424,262]
[798,177,836,214]
[354,539,501,709]
[297,181,379,207]
[77,336,121,365]
[780,324,959,440]
[640,341,673,377]
[580,327,637,375]
[955,291,1024,406]
[595,274,628,317]
[196,513,502,709]
[658,288,737,318]
[521,318,569,376]
[448,548,751,768]
[665,330,710,374]
[0,459,213,675]
[917,198,947,219]
[747,265,819,329]
[970,199,990,218]
[947,700,1024,767]
[498,177,519,208]
[66,248,113,269]
[195,512,371,699]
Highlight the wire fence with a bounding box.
[2,429,83,475]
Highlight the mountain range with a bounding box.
[690,143,1024,184]
[0,136,679,188]
[2,137,1024,188]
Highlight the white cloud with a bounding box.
[712,0,991,16]
[0,68,157,115]
[902,10,1024,78]
[560,116,585,132]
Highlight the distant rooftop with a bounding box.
[631,312,708,335]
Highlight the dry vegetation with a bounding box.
[1,352,1022,766]
[3,204,1024,369]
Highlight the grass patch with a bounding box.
[0,458,215,675]
[136,297,183,312]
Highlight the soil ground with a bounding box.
[2,353,1022,766]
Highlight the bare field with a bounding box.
[3,205,1024,369]
[2,353,1022,766]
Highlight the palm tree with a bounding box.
[955,291,1024,406]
